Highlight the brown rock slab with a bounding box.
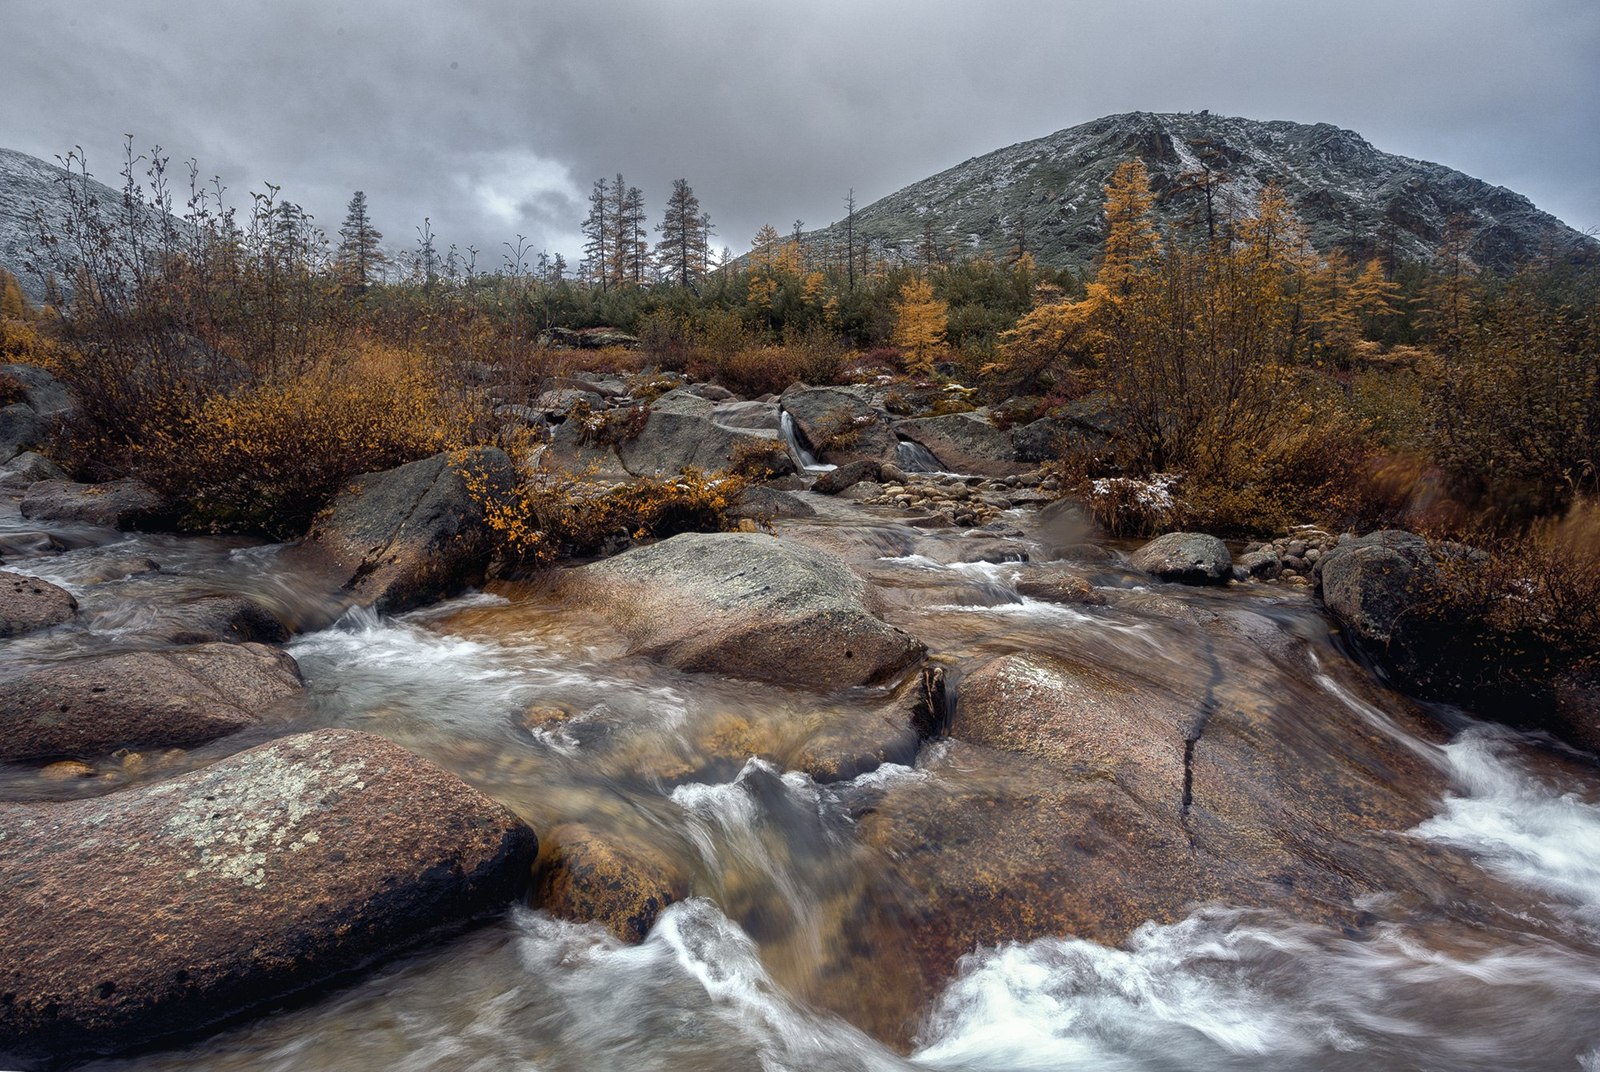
[0,643,304,762]
[0,569,77,638]
[0,729,537,1067]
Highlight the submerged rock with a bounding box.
[288,447,514,616]
[0,643,304,762]
[0,569,77,637]
[534,823,690,943]
[0,729,536,1068]
[1127,531,1233,585]
[561,531,924,690]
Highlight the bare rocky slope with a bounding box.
[802,111,1595,273]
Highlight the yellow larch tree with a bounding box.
[892,277,948,377]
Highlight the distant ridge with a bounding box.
[800,112,1595,273]
[0,148,134,305]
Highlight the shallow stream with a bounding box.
[3,499,1598,1071]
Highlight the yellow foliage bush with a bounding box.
[133,344,483,537]
[473,460,744,571]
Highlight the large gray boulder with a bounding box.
[560,532,924,690]
[1127,531,1233,585]
[0,569,77,637]
[893,412,1026,477]
[1316,530,1438,644]
[0,729,537,1068]
[0,364,73,463]
[0,643,304,762]
[20,478,169,530]
[0,450,67,492]
[779,385,898,467]
[287,448,514,616]
[615,392,794,478]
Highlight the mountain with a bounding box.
[0,147,130,306]
[802,112,1594,274]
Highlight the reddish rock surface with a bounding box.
[0,569,77,638]
[0,643,304,762]
[0,729,537,1068]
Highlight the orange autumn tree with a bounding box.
[891,276,948,376]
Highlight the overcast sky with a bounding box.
[3,0,1596,266]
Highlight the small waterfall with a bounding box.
[896,438,945,473]
[779,410,836,473]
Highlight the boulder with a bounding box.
[811,459,880,494]
[0,362,73,419]
[0,450,67,492]
[1127,531,1233,585]
[615,395,795,478]
[0,569,77,637]
[0,729,536,1067]
[1236,547,1283,580]
[1316,530,1438,645]
[560,532,924,690]
[779,385,898,467]
[140,594,291,645]
[0,405,49,463]
[0,364,72,463]
[730,486,816,520]
[534,824,689,943]
[287,448,514,616]
[1009,563,1105,605]
[893,412,1026,477]
[0,643,304,762]
[20,478,169,530]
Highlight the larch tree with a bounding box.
[335,191,386,289]
[655,178,709,289]
[892,277,948,376]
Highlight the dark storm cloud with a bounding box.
[4,0,1596,265]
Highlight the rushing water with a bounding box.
[4,499,1600,1071]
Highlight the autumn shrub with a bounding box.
[1393,497,1600,718]
[710,346,802,398]
[726,437,792,481]
[473,461,743,571]
[130,344,482,537]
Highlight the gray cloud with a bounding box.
[4,0,1596,267]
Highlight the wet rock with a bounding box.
[0,569,77,637]
[1236,547,1282,580]
[834,645,1460,1045]
[0,729,536,1068]
[0,450,67,492]
[288,448,514,616]
[561,532,924,690]
[534,824,689,943]
[837,480,885,502]
[20,478,169,530]
[784,667,944,781]
[893,412,1027,477]
[779,385,898,467]
[1127,531,1233,585]
[70,553,161,584]
[730,486,816,521]
[143,594,291,645]
[0,643,304,762]
[1010,563,1106,605]
[811,459,880,494]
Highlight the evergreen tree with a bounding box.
[581,178,611,290]
[656,179,709,289]
[335,191,386,288]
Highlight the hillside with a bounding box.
[801,111,1595,273]
[0,148,130,305]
